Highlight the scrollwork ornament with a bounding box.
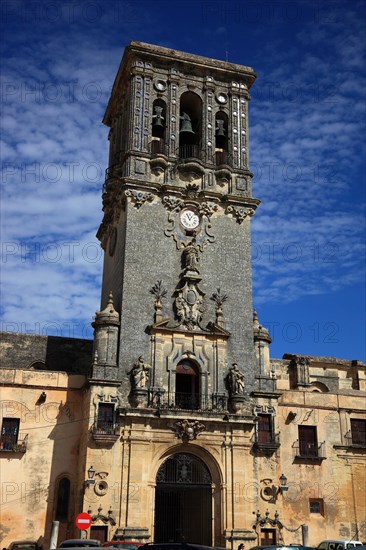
[198,201,218,218]
[172,419,206,441]
[226,205,255,223]
[162,196,185,211]
[125,189,154,209]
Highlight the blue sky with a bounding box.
[1,0,365,361]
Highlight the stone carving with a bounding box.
[198,201,218,218]
[296,356,310,385]
[162,194,216,251]
[150,280,167,302]
[211,288,228,326]
[182,238,200,272]
[125,189,154,209]
[172,419,205,441]
[90,505,116,526]
[174,241,205,331]
[129,356,152,389]
[226,363,245,396]
[162,196,185,211]
[150,280,167,322]
[175,288,205,331]
[185,183,200,198]
[226,205,255,223]
[253,509,284,544]
[211,288,228,308]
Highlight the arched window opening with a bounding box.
[215,111,229,165]
[151,99,166,153]
[55,476,70,522]
[179,92,202,159]
[175,360,200,410]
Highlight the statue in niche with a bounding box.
[183,238,200,271]
[226,363,245,396]
[129,356,152,389]
[296,356,310,385]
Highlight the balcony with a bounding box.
[178,144,201,160]
[150,139,167,155]
[293,440,326,460]
[344,430,366,449]
[0,434,28,453]
[252,431,280,453]
[148,391,228,413]
[91,421,120,445]
[149,140,169,175]
[215,150,232,166]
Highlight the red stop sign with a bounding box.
[75,512,92,529]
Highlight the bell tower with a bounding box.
[95,41,260,407]
[85,41,266,544]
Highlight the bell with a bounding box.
[216,120,226,137]
[152,106,164,128]
[180,112,195,135]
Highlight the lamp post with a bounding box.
[86,465,96,485]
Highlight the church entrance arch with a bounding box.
[154,452,212,545]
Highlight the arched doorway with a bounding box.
[154,452,212,544]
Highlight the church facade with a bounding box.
[1,42,365,547]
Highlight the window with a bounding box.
[309,498,324,515]
[257,414,273,443]
[175,360,200,410]
[1,418,20,450]
[55,477,70,521]
[96,403,115,434]
[298,425,318,457]
[350,419,366,446]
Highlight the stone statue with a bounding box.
[226,363,245,396]
[297,356,310,385]
[183,239,200,271]
[129,356,152,389]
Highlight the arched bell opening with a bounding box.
[154,452,212,544]
[151,99,166,154]
[178,92,202,159]
[215,111,229,165]
[175,359,200,410]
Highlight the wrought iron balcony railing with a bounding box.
[148,391,228,413]
[149,139,168,155]
[344,430,366,448]
[252,431,280,451]
[293,439,326,460]
[214,150,232,166]
[0,434,28,452]
[177,144,201,160]
[92,421,119,437]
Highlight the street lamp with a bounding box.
[85,466,96,485]
[279,473,288,493]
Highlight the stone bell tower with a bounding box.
[84,41,266,545]
[95,41,260,407]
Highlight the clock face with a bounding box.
[180,210,200,230]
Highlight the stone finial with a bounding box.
[253,308,259,329]
[150,280,167,323]
[93,291,120,326]
[253,309,271,343]
[211,288,228,327]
